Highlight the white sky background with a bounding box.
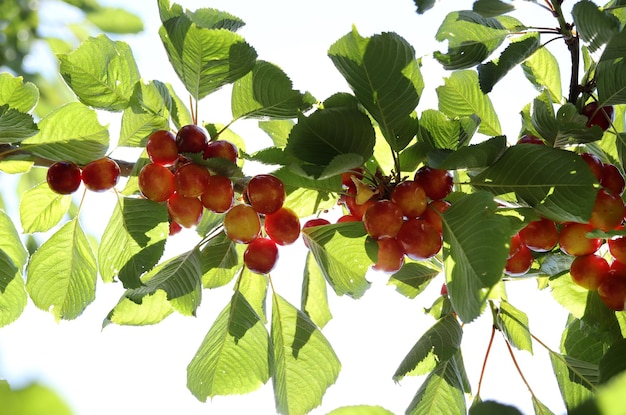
[0,0,579,414]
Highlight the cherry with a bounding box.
[570,254,610,290]
[518,217,559,252]
[203,140,238,164]
[582,102,614,131]
[174,163,211,198]
[580,152,604,182]
[146,130,178,166]
[422,200,451,233]
[341,168,364,187]
[610,259,626,275]
[505,244,534,276]
[224,204,261,244]
[372,237,404,273]
[176,124,207,153]
[414,166,453,200]
[598,270,626,311]
[396,218,442,260]
[167,192,203,228]
[516,135,544,145]
[508,233,523,258]
[337,214,360,223]
[169,220,182,236]
[46,161,82,195]
[608,234,626,264]
[302,218,331,248]
[81,157,120,192]
[264,207,301,246]
[363,200,404,240]
[559,222,602,256]
[244,237,279,274]
[600,163,625,196]
[138,163,176,202]
[589,189,625,232]
[343,194,377,220]
[246,174,286,215]
[440,283,448,296]
[390,180,428,218]
[200,175,234,213]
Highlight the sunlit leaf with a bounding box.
[522,47,562,103]
[496,300,533,353]
[200,231,244,289]
[0,105,38,143]
[532,100,602,146]
[119,80,172,147]
[19,183,72,234]
[103,289,173,327]
[326,405,394,415]
[550,351,598,412]
[0,73,38,113]
[532,397,556,415]
[597,28,626,105]
[302,252,332,329]
[273,167,342,218]
[473,0,515,17]
[26,218,97,320]
[87,7,144,34]
[418,109,479,151]
[0,250,26,328]
[561,315,606,365]
[572,0,620,53]
[0,209,28,269]
[0,381,73,415]
[388,261,440,299]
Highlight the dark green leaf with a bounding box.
[470,401,523,415]
[301,252,332,329]
[561,315,608,365]
[387,261,440,299]
[573,0,620,53]
[185,8,246,31]
[473,0,515,17]
[428,135,507,170]
[414,0,436,14]
[532,100,603,146]
[597,28,626,105]
[471,144,598,223]
[328,29,422,151]
[0,105,37,143]
[599,339,626,384]
[418,109,479,151]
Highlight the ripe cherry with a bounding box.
[516,135,544,145]
[341,168,364,187]
[582,102,614,131]
[146,130,178,166]
[337,214,360,223]
[203,140,238,164]
[246,174,286,214]
[224,204,261,244]
[391,180,427,218]
[396,218,442,260]
[363,200,404,240]
[508,233,523,259]
[580,152,604,182]
[608,234,626,264]
[570,254,610,290]
[518,217,559,252]
[373,237,404,273]
[174,163,211,197]
[264,207,301,246]
[343,194,377,220]
[598,271,626,311]
[600,163,625,196]
[422,200,451,233]
[589,189,625,232]
[302,218,331,248]
[81,157,120,192]
[200,175,234,213]
[167,192,203,228]
[559,222,603,256]
[176,124,207,153]
[138,163,175,202]
[169,220,182,236]
[505,244,534,276]
[414,166,453,200]
[47,161,82,195]
[244,237,279,274]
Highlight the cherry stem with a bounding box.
[475,324,496,400]
[504,337,538,399]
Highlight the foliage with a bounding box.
[1,0,626,414]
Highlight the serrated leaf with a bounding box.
[200,231,243,289]
[271,293,341,415]
[418,109,479,151]
[125,249,202,316]
[561,316,606,365]
[302,252,332,329]
[0,105,38,143]
[597,28,626,105]
[285,107,375,179]
[428,135,507,170]
[437,70,501,136]
[478,34,540,93]
[232,60,315,119]
[0,254,27,327]
[0,73,38,113]
[20,102,109,164]
[550,352,598,411]
[103,289,173,327]
[326,405,394,415]
[532,397,556,415]
[388,261,440,299]
[58,34,140,111]
[86,7,144,34]
[393,313,462,380]
[405,351,467,415]
[471,144,598,223]
[184,7,246,31]
[25,218,97,320]
[98,197,169,287]
[328,28,422,151]
[572,0,620,53]
[0,209,28,269]
[303,222,371,298]
[549,274,589,319]
[473,0,515,17]
[569,371,626,415]
[496,300,533,353]
[119,80,172,147]
[522,47,562,103]
[532,100,602,146]
[442,192,511,322]
[159,15,257,100]
[273,167,341,217]
[19,183,72,233]
[187,291,270,400]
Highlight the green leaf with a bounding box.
[0,155,34,174]
[442,192,511,322]
[328,28,422,151]
[478,33,541,93]
[303,222,371,298]
[285,106,375,179]
[98,197,169,287]
[599,339,626,384]
[569,371,626,415]
[532,100,602,146]
[0,209,28,269]
[405,351,468,415]
[273,167,342,218]
[200,231,243,289]
[496,300,533,353]
[437,70,502,136]
[103,289,174,327]
[0,381,73,415]
[184,7,246,31]
[393,313,462,380]
[473,0,515,17]
[550,352,598,411]
[471,144,598,223]
[302,252,332,329]
[572,0,620,53]
[0,72,38,112]
[232,60,315,119]
[166,82,194,129]
[414,0,436,14]
[159,15,257,100]
[0,250,26,328]
[428,135,507,170]
[271,293,341,415]
[597,28,626,105]
[0,105,38,143]
[532,396,556,415]
[434,11,510,70]
[26,218,97,320]
[187,291,270,400]
[58,34,140,111]
[20,102,109,164]
[388,261,440,299]
[418,109,479,151]
[470,401,523,415]
[119,80,172,147]
[259,119,294,148]
[549,274,589,319]
[522,47,562,103]
[561,316,606,365]
[19,183,72,233]
[326,405,394,415]
[86,7,144,34]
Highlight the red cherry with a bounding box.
[174,163,211,198]
[505,244,534,276]
[337,214,360,223]
[580,152,604,182]
[203,140,238,164]
[244,237,279,274]
[589,189,625,232]
[516,135,545,145]
[390,180,428,218]
[146,130,178,166]
[508,233,523,259]
[598,271,626,311]
[46,161,82,195]
[570,254,610,290]
[559,222,603,256]
[302,218,331,248]
[224,204,261,244]
[264,207,301,246]
[363,200,404,240]
[169,220,182,236]
[396,218,442,260]
[600,163,625,196]
[582,102,614,131]
[341,168,364,187]
[246,174,285,214]
[414,166,453,200]
[167,193,203,228]
[373,237,404,273]
[200,175,234,213]
[176,124,207,153]
[422,200,451,233]
[138,163,175,202]
[518,217,559,252]
[81,157,120,192]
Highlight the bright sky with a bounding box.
[0,1,575,414]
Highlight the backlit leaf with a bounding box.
[119,80,172,147]
[388,261,440,299]
[572,0,620,53]
[0,250,26,327]
[597,28,626,105]
[326,406,394,415]
[550,352,598,411]
[86,7,144,34]
[103,289,173,327]
[0,209,28,269]
[19,183,72,234]
[0,105,38,143]
[428,135,506,170]
[418,109,479,151]
[496,300,533,353]
[302,252,332,329]
[522,47,562,103]
[599,339,626,384]
[200,231,243,289]
[473,0,515,17]
[0,73,38,113]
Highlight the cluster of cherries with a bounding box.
[47,157,121,194]
[138,125,302,275]
[508,135,626,310]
